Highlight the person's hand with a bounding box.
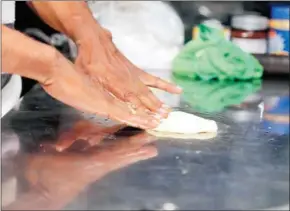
[2,25,160,129]
[41,51,161,129]
[75,29,182,118]
[21,1,182,120]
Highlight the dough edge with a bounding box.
[146,130,217,140]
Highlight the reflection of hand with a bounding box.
[5,122,157,210]
[52,120,125,152]
[75,29,181,117]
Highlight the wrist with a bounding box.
[74,25,112,50]
[2,25,62,85]
[32,46,63,86]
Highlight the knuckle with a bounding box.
[154,77,162,86]
[111,44,118,55]
[42,49,63,86]
[139,87,151,96]
[103,28,113,40]
[124,91,136,100]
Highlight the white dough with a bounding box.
[148,111,218,139]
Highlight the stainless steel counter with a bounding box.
[1,73,289,210]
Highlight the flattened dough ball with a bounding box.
[147,111,218,139]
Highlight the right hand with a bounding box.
[2,25,160,129]
[41,51,161,129]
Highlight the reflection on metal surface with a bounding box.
[263,95,290,135]
[2,120,157,210]
[172,76,262,113]
[1,79,289,210]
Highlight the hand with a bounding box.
[2,25,160,129]
[75,29,182,118]
[41,52,161,129]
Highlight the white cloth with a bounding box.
[88,1,184,70]
[2,1,15,24]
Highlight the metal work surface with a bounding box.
[1,74,289,210]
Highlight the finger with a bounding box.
[85,134,105,149]
[113,53,164,113]
[118,55,173,116]
[97,132,157,156]
[55,132,77,152]
[137,84,170,117]
[122,90,146,111]
[101,124,126,134]
[141,73,183,94]
[114,145,157,167]
[39,143,59,153]
[127,132,157,145]
[118,53,182,94]
[86,124,125,147]
[105,94,161,129]
[89,144,157,172]
[101,75,148,112]
[113,132,156,151]
[55,121,96,152]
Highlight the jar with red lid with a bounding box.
[231,14,269,54]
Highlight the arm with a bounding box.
[29,1,103,45]
[2,25,57,85]
[2,25,157,129]
[29,1,181,117]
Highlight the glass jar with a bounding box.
[231,14,268,54]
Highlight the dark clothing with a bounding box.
[14,2,58,97]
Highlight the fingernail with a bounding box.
[177,86,183,91]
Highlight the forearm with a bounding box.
[2,25,58,84]
[30,1,106,44]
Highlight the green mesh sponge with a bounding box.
[172,75,262,113]
[172,24,264,81]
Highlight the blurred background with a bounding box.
[2,2,289,210]
[10,1,288,96]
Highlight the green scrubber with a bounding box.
[172,24,264,81]
[172,75,262,113]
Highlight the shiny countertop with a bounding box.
[1,72,289,210]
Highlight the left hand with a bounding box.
[75,29,182,117]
